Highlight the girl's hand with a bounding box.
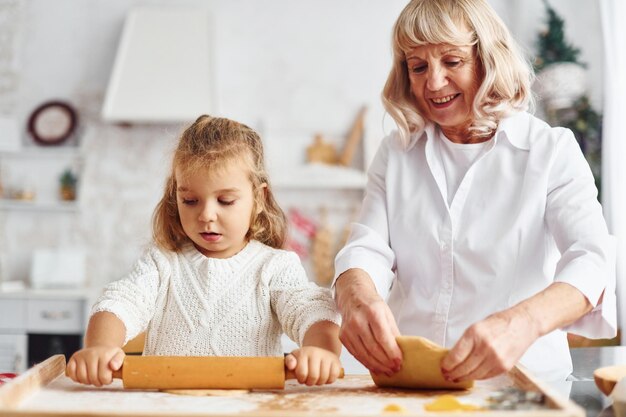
[66,346,125,387]
[285,346,342,386]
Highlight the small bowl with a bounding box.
[593,365,626,396]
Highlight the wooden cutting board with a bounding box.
[0,355,584,417]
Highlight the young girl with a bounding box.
[66,115,342,387]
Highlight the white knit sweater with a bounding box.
[92,240,340,356]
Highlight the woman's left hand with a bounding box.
[285,346,342,386]
[440,307,540,381]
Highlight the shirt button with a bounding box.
[440,242,448,251]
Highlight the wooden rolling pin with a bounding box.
[112,355,343,390]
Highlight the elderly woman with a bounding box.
[334,0,616,382]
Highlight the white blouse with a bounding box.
[334,111,616,380]
[436,128,491,206]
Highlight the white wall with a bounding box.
[0,0,604,288]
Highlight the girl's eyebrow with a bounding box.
[176,186,241,193]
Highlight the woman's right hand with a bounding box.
[335,269,402,375]
[66,346,125,387]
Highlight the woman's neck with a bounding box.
[440,125,492,144]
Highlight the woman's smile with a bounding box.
[430,93,461,108]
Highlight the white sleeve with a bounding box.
[267,251,341,346]
[333,135,396,298]
[91,247,164,344]
[545,128,617,338]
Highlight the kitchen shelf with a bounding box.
[0,199,79,212]
[0,146,83,159]
[272,164,367,189]
[0,146,84,213]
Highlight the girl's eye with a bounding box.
[446,60,461,67]
[181,199,197,205]
[411,65,427,74]
[218,199,235,206]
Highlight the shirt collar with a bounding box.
[406,122,436,151]
[406,111,530,151]
[494,111,531,150]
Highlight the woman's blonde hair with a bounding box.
[382,0,534,145]
[153,115,287,251]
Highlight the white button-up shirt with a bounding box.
[334,111,616,381]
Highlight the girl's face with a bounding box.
[406,43,481,142]
[175,159,258,259]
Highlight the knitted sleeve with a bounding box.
[267,251,341,346]
[91,246,168,345]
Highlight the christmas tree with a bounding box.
[533,1,602,200]
[534,0,583,70]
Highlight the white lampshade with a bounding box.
[102,7,212,123]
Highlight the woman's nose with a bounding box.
[426,66,448,91]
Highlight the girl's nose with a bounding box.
[426,66,449,91]
[198,203,217,222]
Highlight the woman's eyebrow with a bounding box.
[406,47,468,61]
[442,47,465,54]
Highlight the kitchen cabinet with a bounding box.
[0,333,26,373]
[0,289,94,373]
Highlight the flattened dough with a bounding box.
[424,395,482,411]
[371,336,473,390]
[161,389,249,396]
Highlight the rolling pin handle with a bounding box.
[112,367,123,379]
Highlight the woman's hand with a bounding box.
[285,347,342,386]
[441,282,593,381]
[441,307,539,381]
[66,346,126,387]
[335,269,402,376]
